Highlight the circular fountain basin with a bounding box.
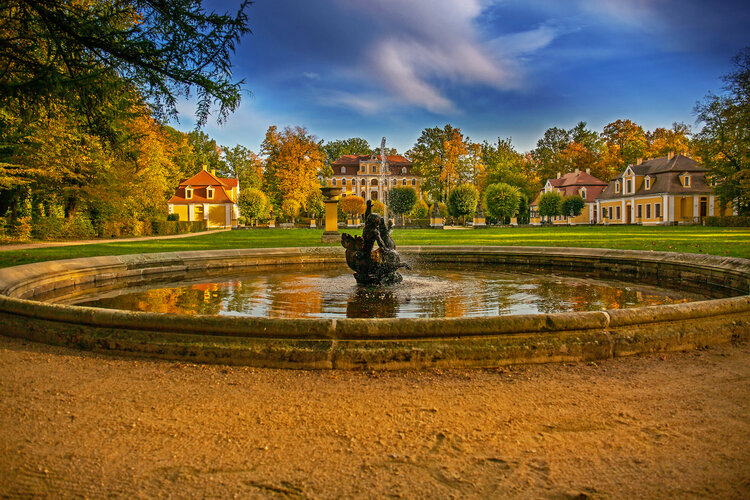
[0,246,748,370]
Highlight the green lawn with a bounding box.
[0,226,748,268]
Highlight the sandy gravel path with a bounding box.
[0,336,748,499]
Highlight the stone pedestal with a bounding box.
[429,203,444,229]
[320,187,343,242]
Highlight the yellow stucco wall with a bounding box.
[173,205,188,221]
[209,205,226,227]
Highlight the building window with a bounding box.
[340,167,345,174]
[371,166,377,174]
[185,186,193,199]
[655,203,662,218]
[602,207,607,219]
[411,179,416,186]
[615,181,620,193]
[207,187,214,199]
[626,179,632,194]
[342,179,347,186]
[683,175,691,187]
[402,179,407,186]
[402,167,407,174]
[580,187,587,199]
[645,177,651,190]
[331,179,337,186]
[637,205,642,218]
[608,207,613,219]
[360,165,365,173]
[646,204,651,219]
[615,206,621,219]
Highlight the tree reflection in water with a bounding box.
[66,264,712,319]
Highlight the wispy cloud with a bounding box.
[317,91,387,115]
[330,0,562,114]
[303,72,321,80]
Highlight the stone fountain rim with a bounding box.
[0,246,748,369]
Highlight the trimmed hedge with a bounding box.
[150,220,207,235]
[705,215,750,227]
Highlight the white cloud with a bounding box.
[318,91,387,115]
[332,0,560,114]
[303,72,321,80]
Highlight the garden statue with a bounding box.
[341,200,410,285]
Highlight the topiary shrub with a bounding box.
[166,213,180,221]
[484,183,520,223]
[448,184,479,223]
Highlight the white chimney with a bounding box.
[636,157,642,165]
[586,168,591,174]
[557,172,561,179]
[574,168,579,174]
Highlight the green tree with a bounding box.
[538,191,562,222]
[517,194,530,224]
[322,138,372,164]
[447,183,479,223]
[531,127,571,182]
[0,0,251,126]
[410,199,429,219]
[238,188,268,224]
[483,183,520,223]
[694,47,750,215]
[187,131,226,176]
[561,195,586,218]
[388,187,418,224]
[305,190,325,219]
[223,144,262,188]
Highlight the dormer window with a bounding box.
[645,176,651,190]
[683,175,691,187]
[206,187,214,199]
[185,186,193,199]
[615,180,620,193]
[626,179,632,194]
[340,167,346,174]
[580,187,587,199]
[402,167,407,174]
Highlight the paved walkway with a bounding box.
[0,228,229,252]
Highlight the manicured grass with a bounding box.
[0,226,747,268]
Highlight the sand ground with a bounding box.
[0,335,748,499]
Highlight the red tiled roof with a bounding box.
[532,170,607,206]
[168,184,235,205]
[332,154,412,165]
[178,169,237,188]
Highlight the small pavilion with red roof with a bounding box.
[530,169,607,225]
[167,167,239,228]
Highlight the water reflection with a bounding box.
[64,264,711,319]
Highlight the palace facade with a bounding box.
[328,154,421,202]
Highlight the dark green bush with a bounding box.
[166,213,180,221]
[705,215,750,227]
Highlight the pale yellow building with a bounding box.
[530,169,607,225]
[328,154,421,203]
[167,167,239,228]
[596,154,730,225]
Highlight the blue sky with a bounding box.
[176,0,750,155]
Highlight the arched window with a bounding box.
[580,187,586,199]
[331,178,337,186]
[411,179,416,186]
[340,167,346,174]
[402,179,407,186]
[342,179,347,186]
[401,167,407,174]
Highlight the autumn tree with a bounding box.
[340,196,366,217]
[261,126,326,211]
[599,119,648,176]
[223,144,263,188]
[482,137,533,195]
[411,124,467,201]
[647,123,692,158]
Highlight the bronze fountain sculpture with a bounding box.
[341,200,411,285]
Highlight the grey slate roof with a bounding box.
[598,155,713,200]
